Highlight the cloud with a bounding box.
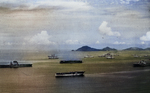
[3,42,13,46]
[65,40,79,45]
[0,0,20,3]
[113,41,125,44]
[99,21,121,36]
[140,31,150,41]
[96,41,100,44]
[37,0,92,11]
[27,31,55,45]
[0,0,92,11]
[141,42,145,44]
[115,10,140,18]
[120,0,139,4]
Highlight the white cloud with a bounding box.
[96,41,100,44]
[0,0,20,3]
[140,31,150,41]
[27,31,55,45]
[3,42,13,46]
[115,10,140,18]
[141,42,145,44]
[113,41,125,44]
[65,40,79,45]
[120,0,139,4]
[0,0,92,11]
[99,21,121,36]
[38,0,92,11]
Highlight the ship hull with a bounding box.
[133,63,146,67]
[60,60,82,64]
[55,71,85,77]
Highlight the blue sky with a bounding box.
[0,0,149,50]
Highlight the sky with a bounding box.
[0,0,150,50]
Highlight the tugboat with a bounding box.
[55,71,85,77]
[133,60,147,67]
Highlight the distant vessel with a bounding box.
[60,60,82,63]
[0,61,32,68]
[55,71,85,77]
[48,54,59,59]
[133,60,147,67]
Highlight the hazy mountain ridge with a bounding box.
[123,47,150,50]
[145,47,150,50]
[76,46,101,51]
[102,47,117,51]
[123,47,144,50]
[76,46,117,51]
[76,46,150,51]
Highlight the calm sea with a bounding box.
[52,70,150,93]
[0,50,150,93]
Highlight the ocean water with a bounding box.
[1,67,150,93]
[52,71,150,93]
[0,50,150,93]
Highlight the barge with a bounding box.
[55,71,85,77]
[0,61,32,68]
[60,60,82,63]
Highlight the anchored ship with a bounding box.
[133,60,147,67]
[55,71,85,77]
[0,61,32,68]
[60,60,82,63]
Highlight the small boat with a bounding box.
[55,71,85,77]
[133,60,147,67]
[48,54,59,59]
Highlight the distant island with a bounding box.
[75,46,116,51]
[123,47,144,51]
[123,47,150,51]
[74,46,150,51]
[76,46,101,51]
